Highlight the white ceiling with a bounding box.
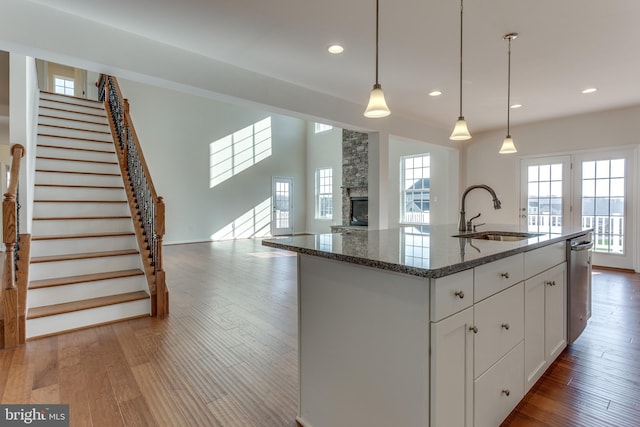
[20,0,640,133]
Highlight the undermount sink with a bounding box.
[453,231,544,241]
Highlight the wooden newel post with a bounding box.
[155,197,168,317]
[2,195,18,348]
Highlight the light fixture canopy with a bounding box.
[499,32,518,154]
[364,0,390,118]
[450,0,471,141]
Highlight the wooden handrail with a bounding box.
[99,75,168,318]
[2,144,25,349]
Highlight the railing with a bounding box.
[98,75,168,318]
[2,144,26,348]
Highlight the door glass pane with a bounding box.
[581,158,625,254]
[527,162,564,234]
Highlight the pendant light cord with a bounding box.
[375,0,380,85]
[458,0,464,117]
[506,36,512,135]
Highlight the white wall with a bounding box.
[388,137,459,226]
[465,105,640,225]
[305,124,342,234]
[117,78,307,244]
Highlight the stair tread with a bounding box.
[31,249,139,263]
[32,231,135,241]
[38,133,113,144]
[36,155,118,165]
[27,290,149,319]
[36,169,120,177]
[40,91,104,105]
[39,105,105,119]
[39,97,104,111]
[39,123,111,135]
[37,143,115,154]
[29,269,145,289]
[34,199,127,203]
[35,184,124,189]
[39,113,109,127]
[33,216,131,220]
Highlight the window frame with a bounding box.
[315,167,333,220]
[400,153,431,225]
[53,75,75,96]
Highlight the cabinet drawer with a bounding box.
[474,282,524,377]
[474,342,524,427]
[474,253,524,302]
[524,241,566,279]
[430,269,474,322]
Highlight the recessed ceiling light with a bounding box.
[429,90,442,97]
[510,104,522,109]
[582,88,597,94]
[328,45,344,54]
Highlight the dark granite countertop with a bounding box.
[262,224,592,279]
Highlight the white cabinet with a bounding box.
[474,282,524,377]
[430,307,473,427]
[474,342,524,427]
[524,262,567,392]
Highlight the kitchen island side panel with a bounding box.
[297,254,430,427]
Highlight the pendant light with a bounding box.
[364,0,391,118]
[499,33,518,154]
[449,0,471,140]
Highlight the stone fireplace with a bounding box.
[340,129,369,227]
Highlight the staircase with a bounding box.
[27,91,150,339]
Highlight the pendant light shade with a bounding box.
[364,0,390,118]
[450,0,471,141]
[364,83,391,118]
[499,135,517,154]
[499,33,518,154]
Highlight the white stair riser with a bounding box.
[39,115,110,133]
[26,298,150,339]
[35,186,126,201]
[35,171,123,187]
[37,135,114,152]
[29,276,148,307]
[33,218,134,235]
[37,146,117,163]
[39,98,105,116]
[39,92,103,107]
[38,125,112,142]
[33,201,130,217]
[30,254,143,281]
[39,107,108,124]
[31,235,138,257]
[36,158,120,174]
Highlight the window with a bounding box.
[315,168,333,219]
[401,154,430,224]
[314,123,333,134]
[526,163,564,234]
[581,159,625,254]
[54,76,74,96]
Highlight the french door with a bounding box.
[520,156,571,234]
[521,150,636,271]
[271,177,294,236]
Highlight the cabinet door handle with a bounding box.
[502,389,511,397]
[500,272,510,279]
[545,280,556,286]
[469,326,478,334]
[454,290,465,299]
[501,323,510,330]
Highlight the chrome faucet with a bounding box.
[458,184,502,231]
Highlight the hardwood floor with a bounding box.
[1,239,639,426]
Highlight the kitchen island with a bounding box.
[262,225,591,427]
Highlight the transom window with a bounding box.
[315,167,333,219]
[401,154,430,224]
[54,76,74,96]
[314,123,333,134]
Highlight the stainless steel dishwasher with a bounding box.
[567,232,593,344]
